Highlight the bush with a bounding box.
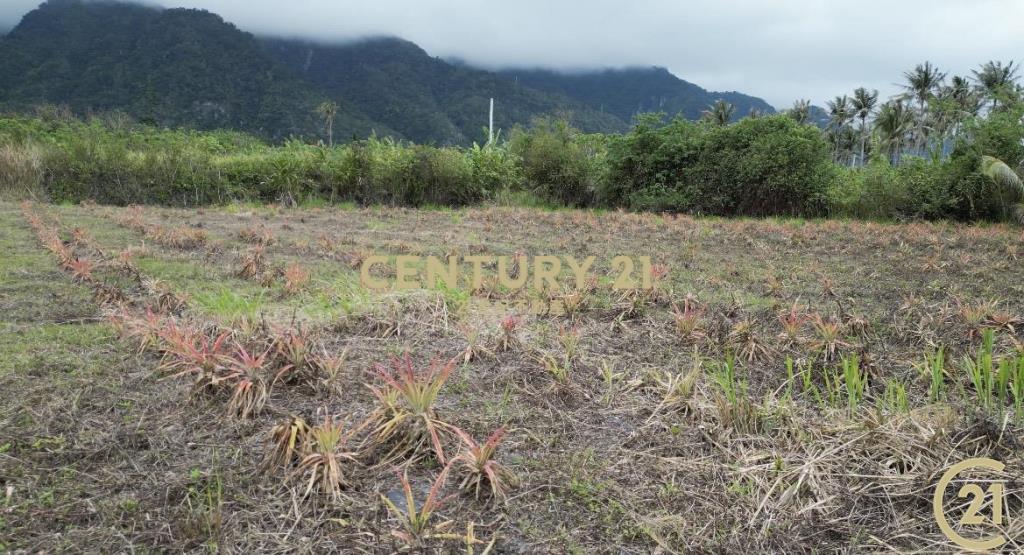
[509,117,606,207]
[829,160,902,220]
[606,115,835,217]
[1,108,1019,223]
[831,156,959,221]
[0,143,46,200]
[943,104,1024,221]
[466,143,522,197]
[895,158,954,220]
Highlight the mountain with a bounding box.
[808,105,831,128]
[497,67,775,123]
[260,37,628,144]
[0,0,386,141]
[0,0,778,144]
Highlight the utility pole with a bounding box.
[488,98,494,145]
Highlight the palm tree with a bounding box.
[316,101,339,147]
[948,75,982,117]
[972,61,1021,111]
[826,95,854,164]
[788,99,812,124]
[702,100,735,126]
[901,62,947,154]
[874,100,914,165]
[980,155,1024,223]
[851,88,878,165]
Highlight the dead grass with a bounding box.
[6,201,1024,553]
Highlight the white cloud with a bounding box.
[2,0,1022,107]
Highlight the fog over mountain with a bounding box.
[2,0,1022,107]
[0,1,784,143]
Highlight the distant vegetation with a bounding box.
[0,3,1021,223]
[2,58,1022,224]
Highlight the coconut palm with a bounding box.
[702,99,735,126]
[316,101,339,147]
[826,95,854,164]
[972,61,1021,111]
[788,99,812,124]
[980,155,1024,223]
[930,77,980,147]
[948,75,982,117]
[851,88,878,165]
[874,100,914,165]
[901,62,947,153]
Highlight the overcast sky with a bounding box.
[2,0,1022,108]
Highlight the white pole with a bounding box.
[488,98,494,145]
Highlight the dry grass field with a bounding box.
[2,200,1024,553]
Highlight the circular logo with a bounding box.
[932,457,1008,551]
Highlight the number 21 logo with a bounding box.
[933,457,1009,551]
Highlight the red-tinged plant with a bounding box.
[810,315,850,362]
[272,326,315,385]
[238,245,267,280]
[92,283,127,306]
[311,347,349,394]
[448,427,515,502]
[238,226,274,246]
[649,263,669,286]
[114,309,165,354]
[671,295,705,341]
[70,227,91,247]
[116,249,142,280]
[283,263,311,295]
[727,319,770,362]
[220,343,270,418]
[158,324,232,391]
[498,314,521,351]
[365,354,456,465]
[778,300,807,344]
[66,258,94,283]
[296,415,359,500]
[987,310,1021,333]
[381,466,454,544]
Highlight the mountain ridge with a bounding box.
[0,0,780,143]
[497,66,775,123]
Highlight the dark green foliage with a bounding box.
[262,38,627,145]
[0,0,366,142]
[0,2,778,146]
[497,67,774,124]
[509,118,607,207]
[829,100,1024,222]
[605,115,835,216]
[1,114,521,206]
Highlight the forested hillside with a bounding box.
[0,0,778,143]
[498,66,775,123]
[261,37,627,144]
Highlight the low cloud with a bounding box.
[2,0,1021,107]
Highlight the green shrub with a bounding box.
[831,156,958,221]
[467,143,522,196]
[606,115,834,217]
[0,143,46,200]
[895,158,954,219]
[509,117,606,207]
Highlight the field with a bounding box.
[3,200,1024,553]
